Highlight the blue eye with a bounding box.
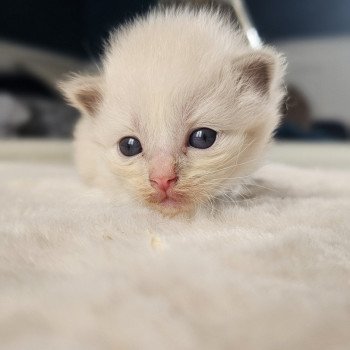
[119,137,142,156]
[188,128,217,149]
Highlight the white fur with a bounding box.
[60,7,285,216]
[1,159,350,349]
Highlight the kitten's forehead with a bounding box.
[135,111,185,154]
[102,66,205,129]
[104,58,220,111]
[103,56,224,124]
[103,20,228,111]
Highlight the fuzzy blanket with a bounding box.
[1,158,350,350]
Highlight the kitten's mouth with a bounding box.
[147,190,190,215]
[160,196,181,207]
[158,192,183,206]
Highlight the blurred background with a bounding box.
[0,0,349,141]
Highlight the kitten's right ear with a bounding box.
[58,74,103,117]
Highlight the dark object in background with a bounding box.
[282,86,312,132]
[312,121,348,140]
[276,86,349,140]
[276,120,349,141]
[0,0,156,59]
[0,72,78,137]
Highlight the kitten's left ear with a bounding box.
[232,49,284,96]
[58,74,103,117]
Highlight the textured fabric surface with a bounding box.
[1,160,350,350]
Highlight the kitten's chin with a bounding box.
[145,194,193,217]
[151,201,192,217]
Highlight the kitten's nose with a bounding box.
[150,175,178,192]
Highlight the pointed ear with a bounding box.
[58,74,103,116]
[233,50,282,96]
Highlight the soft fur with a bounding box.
[60,7,285,216]
[1,160,350,349]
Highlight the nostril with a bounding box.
[167,176,178,185]
[150,179,158,188]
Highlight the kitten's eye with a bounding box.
[188,128,217,149]
[119,137,142,156]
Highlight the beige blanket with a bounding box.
[1,141,350,350]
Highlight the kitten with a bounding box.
[60,7,285,217]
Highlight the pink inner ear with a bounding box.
[234,52,276,96]
[76,88,102,115]
[242,60,270,92]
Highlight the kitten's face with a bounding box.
[96,82,247,216]
[60,11,284,217]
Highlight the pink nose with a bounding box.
[150,175,178,192]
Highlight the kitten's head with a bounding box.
[60,9,285,217]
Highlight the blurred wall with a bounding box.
[244,0,350,127]
[276,36,350,127]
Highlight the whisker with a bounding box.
[235,137,256,167]
[188,157,260,179]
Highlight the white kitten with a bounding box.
[60,7,285,217]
